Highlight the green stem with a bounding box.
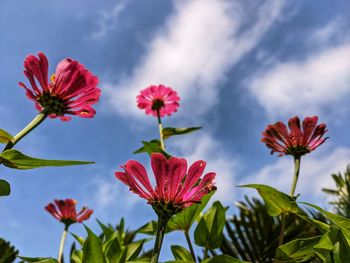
[151,217,168,263]
[290,156,301,197]
[3,111,48,151]
[58,224,69,263]
[277,213,287,247]
[156,109,165,151]
[203,247,209,260]
[184,230,196,262]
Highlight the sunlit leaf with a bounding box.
[240,184,300,216]
[82,226,106,263]
[167,191,215,232]
[133,140,171,158]
[171,245,193,261]
[194,201,225,249]
[162,127,201,139]
[0,149,94,170]
[275,236,321,262]
[201,254,249,263]
[18,257,58,263]
[0,129,13,144]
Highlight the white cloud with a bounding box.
[170,134,239,204]
[310,17,350,47]
[104,0,286,120]
[239,147,350,205]
[249,22,350,119]
[89,2,126,40]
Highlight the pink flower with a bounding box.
[137,85,180,117]
[45,199,93,226]
[115,153,216,219]
[262,116,328,157]
[19,52,101,121]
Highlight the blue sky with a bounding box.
[0,0,350,260]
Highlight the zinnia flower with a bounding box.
[136,85,180,117]
[115,153,216,220]
[45,199,93,226]
[19,52,101,121]
[262,116,328,157]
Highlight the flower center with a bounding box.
[152,200,183,221]
[286,145,310,157]
[37,92,68,115]
[151,98,165,111]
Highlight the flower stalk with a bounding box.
[185,230,196,262]
[290,156,301,197]
[156,109,165,151]
[58,224,69,263]
[151,217,169,263]
[3,110,48,151]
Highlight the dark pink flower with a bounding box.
[45,199,93,226]
[262,116,328,157]
[19,52,101,121]
[115,153,216,219]
[137,85,180,117]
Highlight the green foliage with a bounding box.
[201,255,249,263]
[70,218,151,263]
[0,179,10,197]
[170,245,193,261]
[275,236,322,262]
[0,129,13,144]
[82,226,106,263]
[322,165,350,218]
[217,196,325,263]
[194,201,226,249]
[239,184,300,216]
[0,238,18,263]
[18,257,58,263]
[0,149,94,169]
[162,127,201,140]
[167,191,215,232]
[133,140,171,158]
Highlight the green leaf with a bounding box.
[301,202,350,240]
[275,236,321,262]
[0,179,10,197]
[0,129,13,144]
[201,255,249,263]
[0,149,94,170]
[171,245,193,261]
[0,238,18,263]
[82,226,106,263]
[126,240,146,261]
[18,257,58,263]
[133,140,171,158]
[162,127,201,139]
[71,233,85,247]
[96,219,114,236]
[167,191,215,232]
[136,220,158,235]
[194,201,225,249]
[240,184,300,216]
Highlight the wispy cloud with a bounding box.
[89,2,126,40]
[248,18,350,119]
[104,0,287,120]
[239,147,350,205]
